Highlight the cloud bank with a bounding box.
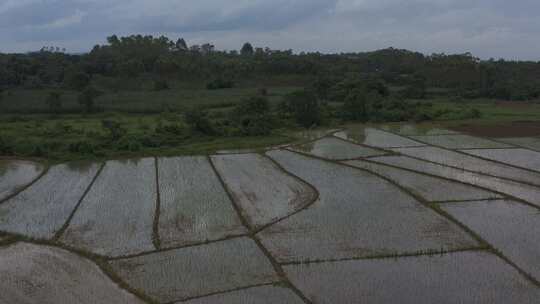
[0,0,539,60]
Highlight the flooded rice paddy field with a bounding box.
[0,123,539,303]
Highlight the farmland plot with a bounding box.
[0,243,144,304]
[462,148,540,172]
[380,124,460,136]
[260,150,477,263]
[334,127,425,148]
[496,137,540,151]
[0,162,100,239]
[410,134,512,149]
[291,137,386,160]
[211,154,316,229]
[371,156,540,207]
[442,200,540,280]
[393,146,540,187]
[157,156,246,248]
[183,285,304,304]
[344,159,499,202]
[0,160,44,201]
[60,158,156,257]
[109,237,278,303]
[285,251,540,304]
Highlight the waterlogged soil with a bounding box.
[498,137,540,151]
[0,233,11,243]
[183,285,304,304]
[292,129,341,141]
[0,243,144,304]
[380,124,460,136]
[291,137,386,160]
[0,162,100,239]
[442,200,540,280]
[0,160,44,201]
[61,158,157,257]
[462,148,540,172]
[450,121,540,138]
[409,134,512,149]
[393,146,540,187]
[157,157,246,248]
[371,156,540,207]
[285,251,540,304]
[261,150,477,263]
[334,127,424,148]
[211,154,316,228]
[344,160,499,202]
[109,238,278,303]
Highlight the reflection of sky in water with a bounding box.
[379,124,459,136]
[0,160,44,200]
[292,137,385,160]
[335,127,424,148]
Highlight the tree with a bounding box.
[184,107,214,135]
[283,90,322,128]
[78,87,102,113]
[64,68,90,90]
[45,91,63,114]
[241,43,254,56]
[201,43,215,55]
[101,120,126,141]
[175,38,188,51]
[234,96,274,135]
[341,88,372,122]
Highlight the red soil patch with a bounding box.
[450,121,540,138]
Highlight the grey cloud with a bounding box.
[0,0,538,60]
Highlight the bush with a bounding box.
[153,79,169,91]
[206,78,234,90]
[45,91,63,114]
[68,141,95,154]
[115,137,142,152]
[184,107,215,135]
[282,90,322,128]
[101,120,126,140]
[341,88,369,122]
[155,121,188,136]
[79,87,102,113]
[232,96,275,136]
[65,71,90,90]
[0,136,13,154]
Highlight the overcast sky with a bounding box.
[1,0,539,60]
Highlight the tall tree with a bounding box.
[241,42,254,56]
[175,38,188,51]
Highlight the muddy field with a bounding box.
[449,121,540,138]
[1,123,539,303]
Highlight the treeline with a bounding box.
[1,34,540,101]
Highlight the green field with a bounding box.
[0,84,302,114]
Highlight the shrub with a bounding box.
[65,71,90,90]
[78,87,102,113]
[155,121,188,136]
[115,137,142,152]
[341,88,369,122]
[0,136,13,154]
[232,96,275,136]
[184,107,215,135]
[101,120,126,140]
[282,90,322,128]
[68,141,95,154]
[153,79,169,91]
[206,78,234,90]
[45,91,63,114]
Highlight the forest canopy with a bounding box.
[1,34,540,101]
